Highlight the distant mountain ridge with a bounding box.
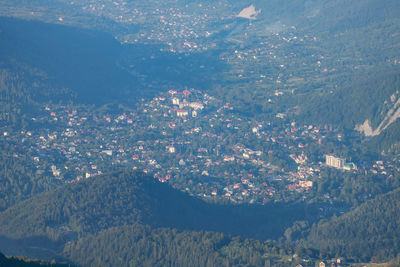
[0,16,138,104]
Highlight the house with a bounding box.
[172,98,180,105]
[180,99,190,108]
[176,110,189,117]
[319,261,326,267]
[102,150,113,156]
[298,180,313,188]
[168,90,177,95]
[189,102,204,110]
[167,146,175,153]
[223,155,235,162]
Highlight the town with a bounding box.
[2,88,398,205]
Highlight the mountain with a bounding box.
[367,119,400,155]
[307,188,400,262]
[0,251,70,267]
[299,69,400,155]
[0,143,61,212]
[0,17,139,105]
[0,170,318,264]
[291,0,400,154]
[300,71,400,131]
[0,17,226,106]
[62,223,293,267]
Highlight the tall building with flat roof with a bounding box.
[325,155,345,169]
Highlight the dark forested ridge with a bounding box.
[63,224,293,267]
[307,188,400,262]
[0,170,313,266]
[0,251,70,267]
[3,169,400,265]
[368,119,400,155]
[0,17,226,106]
[0,170,318,242]
[299,70,400,155]
[0,17,138,104]
[0,143,61,212]
[299,71,400,130]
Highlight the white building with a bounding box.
[177,110,189,117]
[167,146,175,153]
[172,98,180,105]
[325,155,345,169]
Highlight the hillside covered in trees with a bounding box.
[0,170,318,265]
[0,251,70,267]
[63,224,294,267]
[307,188,400,262]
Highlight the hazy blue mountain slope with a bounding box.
[368,119,400,155]
[307,188,400,262]
[0,17,137,104]
[0,171,317,242]
[0,170,321,264]
[308,0,400,30]
[300,71,400,130]
[0,17,227,105]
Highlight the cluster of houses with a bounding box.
[3,88,399,205]
[78,0,224,52]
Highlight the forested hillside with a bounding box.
[300,71,400,130]
[0,17,225,106]
[307,188,400,262]
[0,171,317,240]
[299,70,400,156]
[0,17,138,104]
[0,143,61,211]
[0,251,70,267]
[1,165,311,267]
[0,170,313,266]
[63,224,294,267]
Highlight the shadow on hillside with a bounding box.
[0,235,71,264]
[0,17,227,106]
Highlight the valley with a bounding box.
[1,0,400,266]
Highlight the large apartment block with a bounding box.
[325,155,345,169]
